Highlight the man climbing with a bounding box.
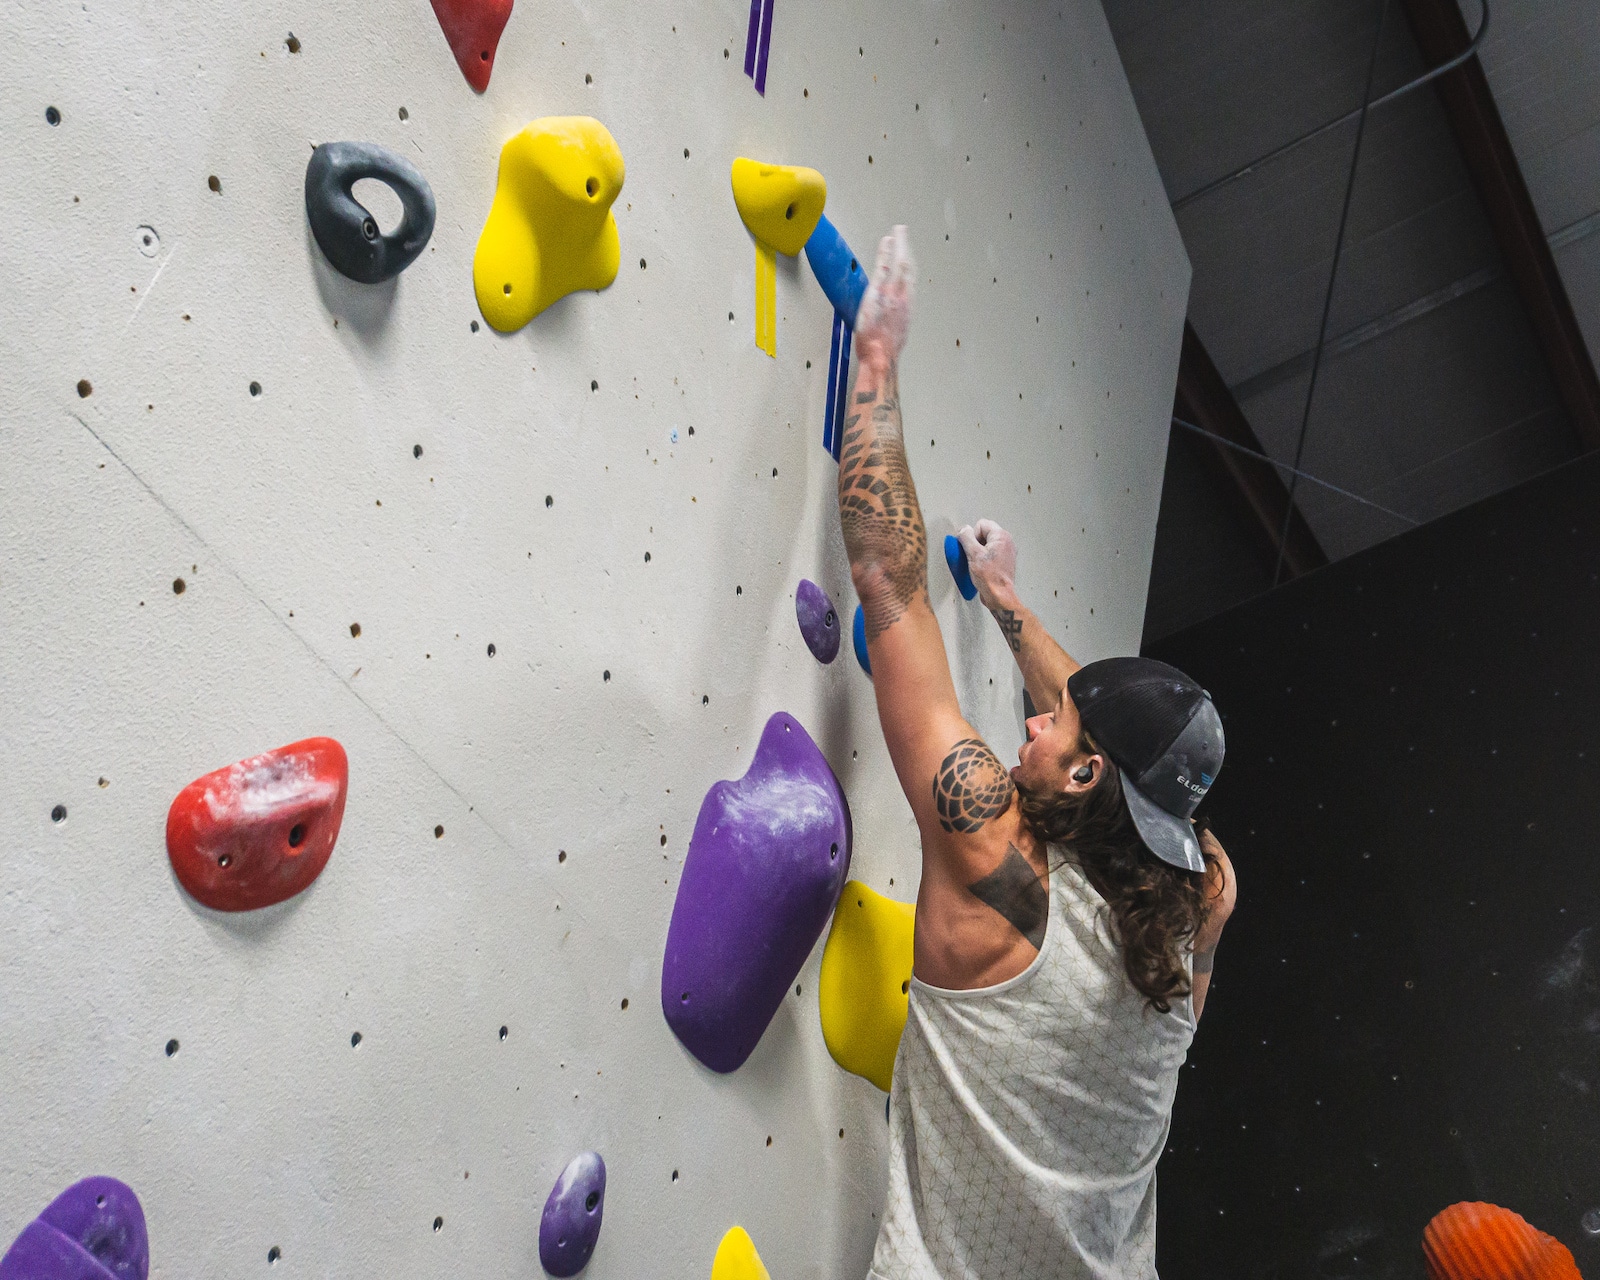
[841,226,1237,1280]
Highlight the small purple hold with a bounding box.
[795,579,841,664]
[539,1151,606,1277]
[662,712,852,1072]
[0,1178,149,1280]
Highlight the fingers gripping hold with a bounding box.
[855,225,916,364]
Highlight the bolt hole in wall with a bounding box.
[164,1039,178,1057]
[249,381,261,397]
[267,1246,280,1265]
[433,1216,443,1232]
[350,1032,362,1048]
[50,804,66,823]
[45,106,60,125]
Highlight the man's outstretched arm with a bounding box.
[840,229,988,819]
[958,519,1080,712]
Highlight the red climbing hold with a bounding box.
[166,738,348,912]
[429,0,513,93]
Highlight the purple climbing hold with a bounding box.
[795,579,840,664]
[661,712,852,1072]
[538,1151,606,1277]
[0,1178,148,1280]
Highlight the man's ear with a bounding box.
[1066,753,1103,792]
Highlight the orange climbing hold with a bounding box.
[1423,1202,1582,1280]
[166,738,348,912]
[429,0,513,93]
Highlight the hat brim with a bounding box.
[1122,778,1205,872]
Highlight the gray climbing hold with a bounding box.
[305,142,436,284]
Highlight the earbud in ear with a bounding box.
[1072,764,1094,784]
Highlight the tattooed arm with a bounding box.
[956,518,1080,712]
[843,229,1060,989]
[840,230,993,818]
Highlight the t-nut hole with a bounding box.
[433,1216,443,1232]
[498,1025,508,1040]
[350,1031,362,1047]
[165,1038,179,1057]
[267,1246,280,1265]
[288,823,307,848]
[830,842,838,860]
[362,217,378,241]
[586,176,598,197]
[51,804,67,823]
[585,1191,600,1212]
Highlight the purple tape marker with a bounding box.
[743,0,762,78]
[754,0,776,94]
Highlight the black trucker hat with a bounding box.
[1065,656,1225,873]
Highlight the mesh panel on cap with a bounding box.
[1069,657,1205,779]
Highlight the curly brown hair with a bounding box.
[1015,734,1216,1013]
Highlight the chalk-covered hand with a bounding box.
[956,519,1017,610]
[854,225,916,369]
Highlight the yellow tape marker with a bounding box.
[711,1226,771,1280]
[818,879,915,1092]
[473,116,625,332]
[730,157,826,357]
[754,241,777,356]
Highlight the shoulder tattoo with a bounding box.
[932,737,1015,834]
[968,844,1048,949]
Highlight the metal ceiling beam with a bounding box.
[1399,0,1600,452]
[1174,321,1329,581]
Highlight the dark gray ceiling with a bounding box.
[1112,0,1600,642]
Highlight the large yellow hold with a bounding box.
[711,1226,771,1280]
[819,880,915,1092]
[730,158,826,356]
[473,117,625,332]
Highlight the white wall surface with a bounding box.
[0,0,1188,1275]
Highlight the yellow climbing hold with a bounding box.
[473,117,625,332]
[711,1226,771,1280]
[819,880,915,1092]
[730,158,826,357]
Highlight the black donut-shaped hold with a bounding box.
[305,141,436,284]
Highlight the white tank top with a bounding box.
[869,850,1195,1279]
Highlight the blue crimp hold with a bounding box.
[804,215,868,325]
[944,535,977,601]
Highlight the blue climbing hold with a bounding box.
[853,603,871,677]
[944,534,977,601]
[804,215,868,326]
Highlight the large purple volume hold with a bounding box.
[0,1178,149,1280]
[795,579,841,664]
[538,1151,606,1277]
[661,712,852,1072]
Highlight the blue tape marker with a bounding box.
[944,534,977,601]
[804,216,868,325]
[852,603,871,677]
[823,311,843,458]
[833,321,851,462]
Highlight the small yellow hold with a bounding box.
[473,117,625,332]
[819,880,915,1092]
[711,1226,771,1280]
[730,158,826,257]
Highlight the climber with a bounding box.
[840,225,1237,1280]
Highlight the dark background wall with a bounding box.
[1147,451,1600,1279]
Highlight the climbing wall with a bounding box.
[0,0,1187,1275]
